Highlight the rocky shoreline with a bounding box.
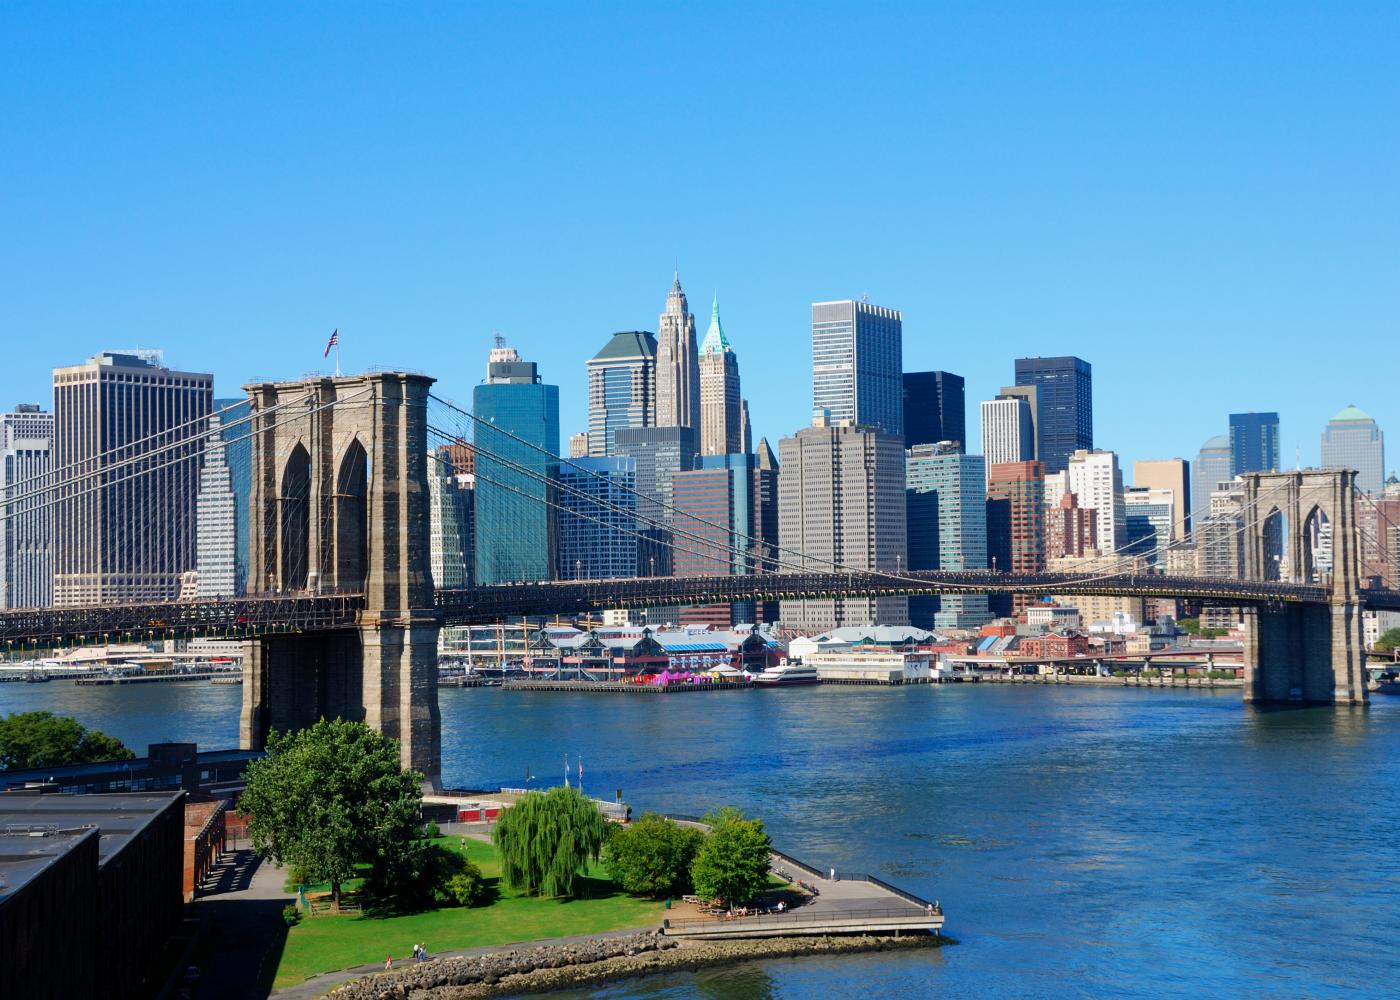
[328,930,941,999]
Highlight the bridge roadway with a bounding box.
[4,572,1397,649]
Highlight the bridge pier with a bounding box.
[1242,602,1367,704]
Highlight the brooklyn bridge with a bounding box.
[3,370,1398,784]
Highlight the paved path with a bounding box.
[192,850,294,1000]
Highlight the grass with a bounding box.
[271,837,663,988]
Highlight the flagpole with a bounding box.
[335,336,342,377]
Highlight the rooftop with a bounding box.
[1329,404,1374,423]
[590,331,657,362]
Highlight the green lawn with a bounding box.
[272,838,662,988]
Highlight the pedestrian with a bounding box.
[460,836,466,851]
[830,867,836,882]
[385,955,392,970]
[421,944,429,961]
[926,903,934,917]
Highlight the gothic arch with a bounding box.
[1261,506,1284,581]
[1302,504,1331,584]
[333,438,369,590]
[279,443,311,591]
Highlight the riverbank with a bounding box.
[323,930,940,999]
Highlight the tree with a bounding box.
[690,813,772,905]
[1376,628,1400,652]
[604,813,706,898]
[491,785,606,898]
[0,711,133,770]
[237,718,423,906]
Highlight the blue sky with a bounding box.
[2,3,1396,477]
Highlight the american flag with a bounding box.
[323,328,339,357]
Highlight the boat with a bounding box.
[753,661,820,687]
[1368,667,1400,695]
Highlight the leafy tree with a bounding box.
[1177,618,1201,635]
[491,785,606,898]
[237,718,423,906]
[447,857,488,907]
[0,711,134,770]
[604,813,706,897]
[1376,628,1400,652]
[690,813,772,905]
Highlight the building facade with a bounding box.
[613,425,697,578]
[986,460,1046,614]
[903,371,965,450]
[779,420,908,630]
[1123,486,1174,568]
[1046,491,1098,558]
[1013,356,1092,474]
[558,456,638,580]
[0,404,54,609]
[1321,404,1384,496]
[698,295,742,456]
[587,331,656,456]
[1133,458,1190,541]
[906,443,991,630]
[473,343,559,584]
[195,409,237,597]
[52,352,213,606]
[980,395,1035,480]
[427,445,473,589]
[655,274,700,432]
[811,299,903,436]
[1192,435,1232,536]
[1066,448,1125,554]
[1229,411,1280,476]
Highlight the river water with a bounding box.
[4,680,1397,998]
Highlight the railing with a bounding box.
[662,904,941,934]
[833,871,935,909]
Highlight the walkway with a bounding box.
[191,849,294,999]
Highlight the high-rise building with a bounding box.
[698,295,742,456]
[903,371,965,449]
[1321,404,1384,496]
[1201,479,1246,581]
[1229,412,1280,476]
[195,409,237,597]
[997,385,1038,460]
[1123,486,1174,568]
[906,444,990,629]
[52,352,213,606]
[211,398,252,595]
[613,425,697,578]
[986,460,1046,614]
[1013,356,1092,474]
[1133,458,1190,541]
[568,432,589,458]
[1046,492,1098,558]
[474,342,559,584]
[587,331,656,456]
[811,300,903,436]
[0,404,54,609]
[427,445,473,589]
[1066,448,1125,553]
[980,395,1035,480]
[558,456,638,580]
[1192,436,1232,535]
[655,274,700,432]
[779,419,907,630]
[740,399,753,455]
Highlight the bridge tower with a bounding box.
[1239,470,1367,704]
[239,372,443,782]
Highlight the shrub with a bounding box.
[447,859,488,907]
[604,813,706,898]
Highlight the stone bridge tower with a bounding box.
[239,372,443,782]
[1239,470,1367,704]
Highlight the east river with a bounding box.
[4,680,1399,998]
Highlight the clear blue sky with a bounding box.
[2,3,1396,477]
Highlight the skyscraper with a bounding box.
[986,460,1046,614]
[906,444,990,629]
[1321,404,1384,496]
[655,274,700,432]
[980,395,1035,480]
[903,371,965,449]
[811,299,903,436]
[1229,412,1280,476]
[698,295,742,456]
[587,331,657,456]
[473,342,559,584]
[614,425,697,578]
[1013,356,1092,474]
[1123,486,1174,568]
[0,404,53,609]
[558,456,638,580]
[1192,435,1232,535]
[1066,448,1125,553]
[195,409,237,597]
[779,419,907,630]
[427,445,473,589]
[52,352,213,606]
[997,385,1038,460]
[1133,458,1191,541]
[212,398,252,595]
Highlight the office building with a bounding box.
[1192,435,1232,535]
[52,352,213,606]
[811,299,903,436]
[568,432,589,458]
[1066,449,1125,553]
[428,445,473,589]
[986,460,1046,614]
[1046,491,1098,558]
[698,295,743,456]
[195,409,237,597]
[906,443,991,629]
[997,384,1038,460]
[1201,479,1247,581]
[587,331,656,456]
[779,419,908,630]
[903,371,965,449]
[1321,405,1384,496]
[656,273,700,432]
[614,425,697,578]
[1123,486,1175,568]
[980,395,1035,479]
[558,456,637,580]
[0,404,54,609]
[1229,412,1280,476]
[1013,356,1092,474]
[1133,458,1190,541]
[474,342,559,584]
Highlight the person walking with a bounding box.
[385,955,392,970]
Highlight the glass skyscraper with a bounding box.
[906,444,991,629]
[587,331,657,456]
[473,344,559,584]
[903,371,965,449]
[1228,412,1279,476]
[1192,435,1232,536]
[558,456,637,580]
[1321,404,1384,496]
[1013,356,1092,474]
[613,425,696,578]
[811,299,903,436]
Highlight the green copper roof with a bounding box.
[1329,403,1373,423]
[591,331,657,362]
[700,293,730,355]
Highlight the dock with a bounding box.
[75,673,208,686]
[438,676,489,688]
[502,679,753,694]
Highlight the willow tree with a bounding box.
[491,786,606,898]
